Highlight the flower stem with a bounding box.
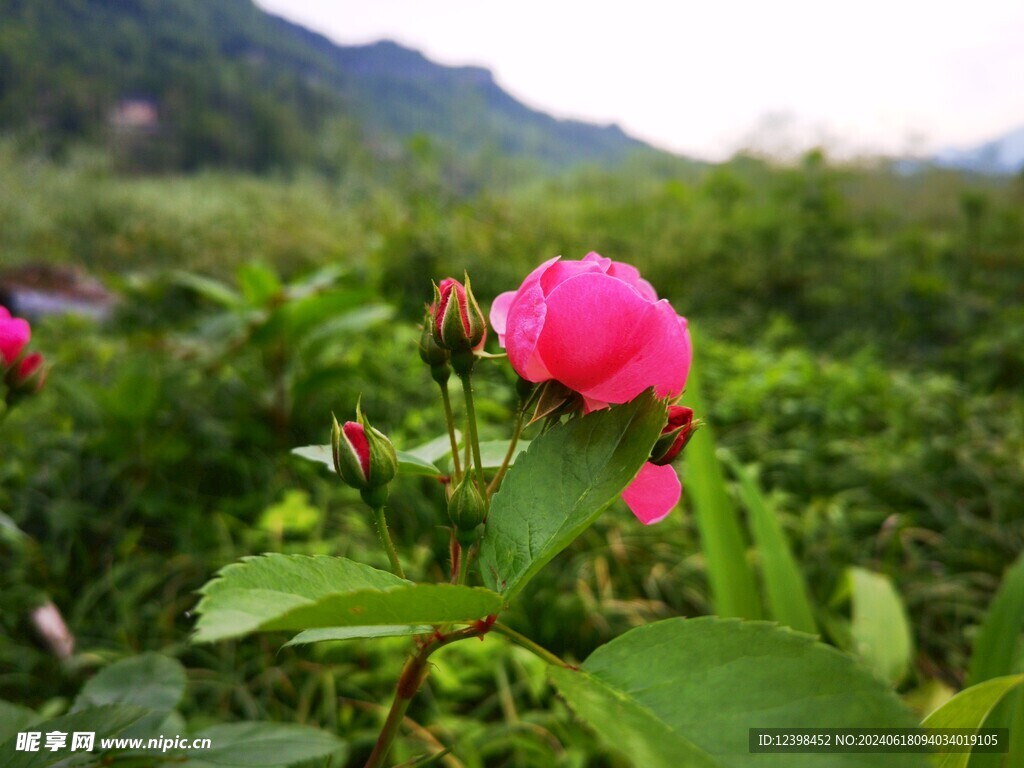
[486,408,525,498]
[374,506,405,579]
[365,623,493,768]
[456,542,472,585]
[491,622,575,669]
[459,372,486,496]
[449,534,460,585]
[438,381,462,481]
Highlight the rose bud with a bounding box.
[5,352,46,406]
[418,307,451,384]
[650,405,698,466]
[432,275,486,354]
[331,406,398,503]
[447,475,487,544]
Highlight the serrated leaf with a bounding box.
[292,444,442,477]
[479,392,666,599]
[550,617,928,768]
[284,625,432,646]
[182,722,346,767]
[920,675,1024,768]
[0,705,151,768]
[73,652,187,713]
[193,554,503,642]
[549,666,724,767]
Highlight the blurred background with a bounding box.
[1,1,1022,765]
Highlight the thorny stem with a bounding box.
[374,506,405,579]
[437,381,462,482]
[459,372,486,496]
[486,408,525,499]
[364,619,497,768]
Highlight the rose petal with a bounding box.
[503,261,562,382]
[622,462,681,525]
[589,302,691,403]
[582,252,612,272]
[489,291,516,341]
[534,272,655,397]
[539,257,606,295]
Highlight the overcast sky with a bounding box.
[256,0,1024,161]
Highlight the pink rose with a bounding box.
[0,305,31,367]
[490,253,692,525]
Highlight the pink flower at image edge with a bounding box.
[490,253,691,525]
[0,305,31,366]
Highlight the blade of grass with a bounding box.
[722,452,817,634]
[679,357,762,620]
[965,552,1024,768]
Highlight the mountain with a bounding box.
[932,125,1024,175]
[0,0,655,172]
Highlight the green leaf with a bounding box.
[284,625,432,646]
[479,392,666,599]
[841,567,914,686]
[967,551,1024,687]
[404,432,461,465]
[193,554,503,642]
[73,652,187,713]
[550,617,928,768]
[172,270,243,308]
[0,700,38,743]
[679,361,763,619]
[723,453,816,634]
[920,675,1024,768]
[396,450,445,476]
[442,439,530,473]
[237,262,282,305]
[292,444,442,477]
[964,555,1024,768]
[0,705,151,768]
[183,722,346,767]
[550,666,724,767]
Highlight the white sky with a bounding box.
[256,0,1024,161]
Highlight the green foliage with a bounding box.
[921,675,1024,768]
[968,553,1024,687]
[550,617,927,768]
[1,113,1023,764]
[679,362,762,619]
[832,568,914,686]
[73,653,186,712]
[184,722,348,767]
[0,705,151,768]
[194,554,503,642]
[479,392,666,599]
[724,453,817,634]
